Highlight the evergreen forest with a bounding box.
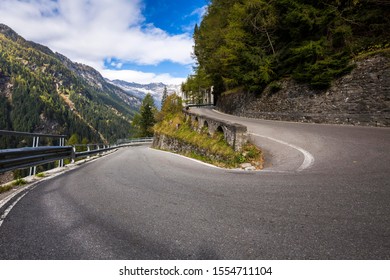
[182,0,390,102]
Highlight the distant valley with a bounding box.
[0,24,180,145]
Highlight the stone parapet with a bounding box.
[183,109,247,151]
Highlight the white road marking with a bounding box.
[0,187,27,210]
[201,109,315,172]
[251,133,315,171]
[150,148,293,173]
[150,148,224,170]
[0,192,28,228]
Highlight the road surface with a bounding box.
[0,109,389,259]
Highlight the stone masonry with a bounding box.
[183,109,247,151]
[217,54,390,127]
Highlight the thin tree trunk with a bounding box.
[265,28,276,55]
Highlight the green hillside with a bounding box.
[183,0,390,101]
[0,24,140,145]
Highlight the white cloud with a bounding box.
[0,0,194,83]
[190,5,208,19]
[101,69,186,85]
[181,5,208,35]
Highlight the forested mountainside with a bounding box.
[0,24,140,145]
[183,0,390,102]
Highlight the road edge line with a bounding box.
[251,133,315,171]
[0,150,120,228]
[149,148,226,170]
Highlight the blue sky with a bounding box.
[0,0,208,84]
[142,0,207,34]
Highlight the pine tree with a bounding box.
[133,93,157,137]
[161,86,168,108]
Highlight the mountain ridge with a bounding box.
[0,23,141,144]
[108,79,181,108]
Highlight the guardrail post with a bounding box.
[87,144,91,159]
[29,136,39,176]
[60,137,65,167]
[71,146,76,163]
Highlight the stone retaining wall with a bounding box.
[217,54,390,127]
[152,134,229,162]
[183,109,247,151]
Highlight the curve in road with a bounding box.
[251,133,315,172]
[0,110,389,260]
[193,108,389,175]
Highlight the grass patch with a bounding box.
[36,172,46,178]
[355,47,390,60]
[239,143,264,168]
[12,178,27,186]
[0,178,27,194]
[0,184,13,194]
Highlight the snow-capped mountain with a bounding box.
[108,79,182,108]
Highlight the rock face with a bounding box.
[217,54,390,127]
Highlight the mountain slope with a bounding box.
[0,24,140,144]
[109,79,181,108]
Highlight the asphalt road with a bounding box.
[0,109,389,259]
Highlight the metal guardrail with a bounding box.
[0,132,154,174]
[0,130,67,175]
[116,137,154,145]
[0,146,73,173]
[74,146,114,159]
